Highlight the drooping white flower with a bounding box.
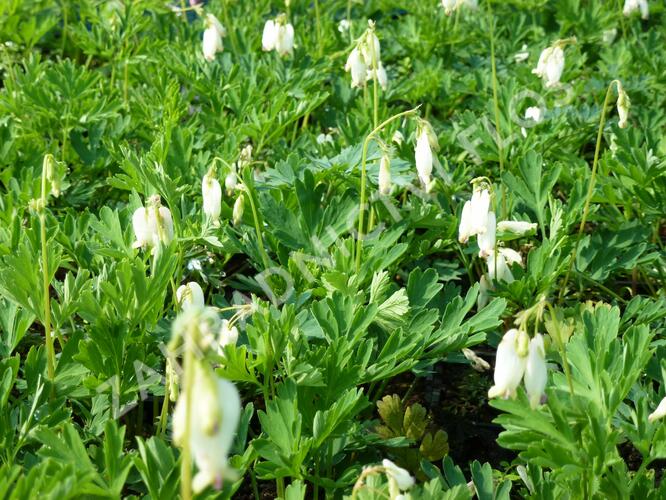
[366,62,388,91]
[616,81,630,129]
[392,130,404,145]
[488,329,529,399]
[275,22,295,56]
[532,45,565,88]
[521,106,544,137]
[360,30,381,67]
[514,44,529,63]
[132,196,174,251]
[497,220,537,236]
[487,247,522,283]
[224,171,237,194]
[648,396,666,423]
[338,19,351,33]
[176,282,205,310]
[202,14,226,61]
[623,0,649,19]
[477,211,496,258]
[345,47,367,88]
[378,153,391,195]
[217,319,239,356]
[232,195,244,226]
[316,133,334,145]
[202,170,222,224]
[415,129,433,191]
[382,459,415,491]
[262,20,277,51]
[524,334,547,409]
[458,188,491,244]
[173,363,241,492]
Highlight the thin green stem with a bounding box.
[371,33,379,128]
[487,1,506,218]
[314,0,323,57]
[222,0,239,54]
[61,0,68,56]
[180,332,195,500]
[354,107,420,274]
[40,160,56,389]
[244,186,271,270]
[560,81,620,300]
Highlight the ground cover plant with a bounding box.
[1,0,665,498]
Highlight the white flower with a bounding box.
[415,130,433,191]
[458,188,491,244]
[176,282,205,310]
[316,133,334,145]
[514,44,529,63]
[497,220,537,236]
[392,130,404,145]
[275,22,295,56]
[532,46,564,88]
[345,47,367,88]
[132,196,174,250]
[442,0,477,15]
[217,319,239,356]
[524,334,547,409]
[262,20,277,51]
[487,247,522,283]
[602,28,617,44]
[623,0,649,19]
[202,14,225,61]
[648,396,666,423]
[477,275,491,309]
[232,195,244,226]
[367,62,388,91]
[616,82,630,129]
[360,31,381,67]
[477,211,496,258]
[521,106,544,137]
[488,329,529,399]
[382,459,415,491]
[173,364,241,492]
[202,171,222,224]
[378,154,391,195]
[338,19,351,32]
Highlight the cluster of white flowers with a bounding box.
[441,0,478,16]
[132,195,174,252]
[345,20,388,90]
[488,329,548,409]
[262,14,295,56]
[623,0,649,19]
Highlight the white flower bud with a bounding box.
[648,396,666,423]
[132,207,154,249]
[176,282,205,310]
[392,130,404,145]
[477,275,491,309]
[366,62,388,91]
[338,19,351,33]
[524,334,548,408]
[202,14,225,61]
[202,170,222,223]
[378,154,391,196]
[275,22,294,56]
[497,220,537,236]
[458,188,491,244]
[623,0,649,19]
[155,205,174,246]
[225,171,238,194]
[262,20,277,51]
[488,329,529,399]
[477,211,496,258]
[514,44,529,63]
[415,130,433,190]
[132,197,174,250]
[532,46,565,88]
[382,459,414,491]
[487,247,522,283]
[345,47,367,88]
[616,81,630,129]
[232,195,244,226]
[217,319,239,356]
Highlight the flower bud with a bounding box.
[225,171,238,194]
[648,396,666,423]
[623,0,649,20]
[458,187,491,244]
[382,459,414,491]
[477,211,496,258]
[415,129,433,191]
[616,81,630,129]
[202,169,222,224]
[524,334,548,409]
[378,153,391,195]
[202,14,225,61]
[217,319,239,356]
[232,194,244,226]
[345,47,367,88]
[392,130,404,146]
[497,220,537,237]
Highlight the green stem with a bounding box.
[180,330,195,500]
[244,186,271,270]
[158,368,170,436]
[40,160,56,389]
[355,107,420,273]
[487,1,506,218]
[545,303,574,397]
[371,33,379,128]
[314,0,323,57]
[560,81,620,299]
[222,0,239,54]
[346,0,353,41]
[61,0,68,56]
